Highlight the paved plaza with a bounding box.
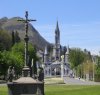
[63,77,100,85]
[0,77,100,86]
[44,77,100,85]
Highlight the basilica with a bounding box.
[43,21,71,78]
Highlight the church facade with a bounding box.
[43,21,71,78]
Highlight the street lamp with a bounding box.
[92,56,95,81]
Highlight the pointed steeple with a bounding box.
[66,45,69,55]
[55,21,60,44]
[44,45,48,64]
[55,21,59,32]
[44,45,48,55]
[54,21,61,61]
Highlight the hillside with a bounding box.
[0,17,50,50]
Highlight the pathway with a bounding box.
[63,77,100,85]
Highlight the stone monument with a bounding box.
[7,11,44,95]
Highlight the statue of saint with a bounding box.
[7,66,15,82]
[37,67,44,81]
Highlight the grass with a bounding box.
[0,86,8,95]
[45,84,100,95]
[0,85,100,95]
[44,77,64,84]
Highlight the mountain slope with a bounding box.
[0,17,50,50]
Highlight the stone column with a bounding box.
[61,62,64,78]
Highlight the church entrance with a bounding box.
[51,64,61,76]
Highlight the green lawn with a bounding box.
[0,86,8,95]
[45,85,100,95]
[0,85,100,95]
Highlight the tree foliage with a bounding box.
[0,50,24,77]
[11,42,38,65]
[69,48,85,69]
[11,30,21,46]
[0,30,12,51]
[95,56,100,81]
[11,42,38,75]
[0,41,38,77]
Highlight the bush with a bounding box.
[95,74,100,82]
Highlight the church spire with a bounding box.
[54,21,61,61]
[55,21,60,44]
[56,21,59,31]
[44,45,48,55]
[44,45,48,64]
[66,45,69,55]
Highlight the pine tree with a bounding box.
[12,31,15,46]
[15,31,20,43]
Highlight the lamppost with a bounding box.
[92,56,95,81]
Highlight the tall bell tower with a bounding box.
[53,21,61,61]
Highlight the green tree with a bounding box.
[11,42,38,75]
[15,31,20,43]
[69,48,85,69]
[11,42,38,64]
[0,30,12,51]
[95,56,100,81]
[0,51,9,78]
[0,50,24,79]
[12,31,15,46]
[0,41,38,78]
[68,48,85,77]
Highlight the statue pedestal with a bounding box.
[7,67,44,95]
[22,66,30,77]
[7,77,44,95]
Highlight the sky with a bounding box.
[0,0,100,55]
